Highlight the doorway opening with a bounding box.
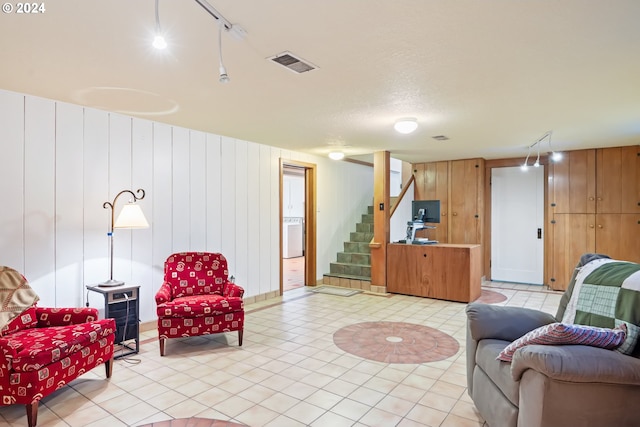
[280,160,317,294]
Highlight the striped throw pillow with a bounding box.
[497,322,627,362]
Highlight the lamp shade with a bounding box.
[114,203,149,229]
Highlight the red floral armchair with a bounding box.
[155,252,245,356]
[0,267,115,427]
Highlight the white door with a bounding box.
[491,166,544,284]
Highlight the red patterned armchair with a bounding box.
[155,252,245,356]
[0,266,115,427]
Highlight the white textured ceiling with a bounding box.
[1,0,639,162]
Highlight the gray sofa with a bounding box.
[466,254,640,427]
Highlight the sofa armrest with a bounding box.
[155,282,173,304]
[466,303,556,342]
[511,344,640,385]
[224,282,244,298]
[36,307,99,326]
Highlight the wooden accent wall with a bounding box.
[370,151,390,287]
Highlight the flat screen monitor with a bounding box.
[412,200,441,223]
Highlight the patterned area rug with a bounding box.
[138,418,247,427]
[309,285,363,297]
[333,321,459,363]
[476,289,508,304]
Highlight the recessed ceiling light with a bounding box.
[394,118,418,134]
[328,151,345,160]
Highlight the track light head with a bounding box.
[153,35,167,49]
[219,65,230,83]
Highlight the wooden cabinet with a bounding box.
[449,159,484,244]
[548,145,640,290]
[386,243,481,302]
[412,158,484,245]
[414,161,449,242]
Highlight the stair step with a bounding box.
[350,231,374,243]
[361,213,374,224]
[330,262,371,278]
[324,273,372,282]
[356,222,373,232]
[367,205,374,215]
[344,242,371,254]
[337,252,371,265]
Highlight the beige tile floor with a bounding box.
[0,282,562,427]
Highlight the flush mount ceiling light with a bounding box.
[394,118,418,134]
[328,151,345,160]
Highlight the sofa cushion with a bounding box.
[1,319,116,372]
[498,322,627,362]
[561,258,640,355]
[157,294,244,317]
[476,339,520,406]
[164,252,229,298]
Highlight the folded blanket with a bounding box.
[0,266,39,331]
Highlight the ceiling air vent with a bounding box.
[269,51,317,74]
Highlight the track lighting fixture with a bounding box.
[152,0,167,50]
[521,131,561,171]
[217,21,230,83]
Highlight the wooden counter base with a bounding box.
[386,243,482,303]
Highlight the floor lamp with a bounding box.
[101,188,149,287]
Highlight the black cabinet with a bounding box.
[86,284,140,358]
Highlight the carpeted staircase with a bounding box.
[322,205,373,289]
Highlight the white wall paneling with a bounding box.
[0,91,25,271]
[0,88,373,322]
[131,118,154,323]
[108,113,133,287]
[234,139,249,292]
[171,127,190,251]
[246,141,261,296]
[23,96,56,302]
[151,122,173,294]
[189,131,206,251]
[259,144,273,294]
[220,137,237,273]
[205,134,222,252]
[55,102,84,306]
[83,108,109,290]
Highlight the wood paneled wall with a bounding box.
[0,89,373,323]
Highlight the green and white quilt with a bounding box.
[562,258,640,355]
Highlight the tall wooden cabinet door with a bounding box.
[413,163,426,200]
[449,159,483,244]
[424,161,449,242]
[549,214,596,290]
[595,214,640,262]
[551,149,596,214]
[596,145,640,214]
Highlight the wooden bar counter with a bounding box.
[386,243,482,303]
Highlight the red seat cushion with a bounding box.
[2,319,115,372]
[157,294,243,317]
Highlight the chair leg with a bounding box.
[159,337,166,356]
[26,402,38,427]
[238,329,243,346]
[105,356,114,378]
